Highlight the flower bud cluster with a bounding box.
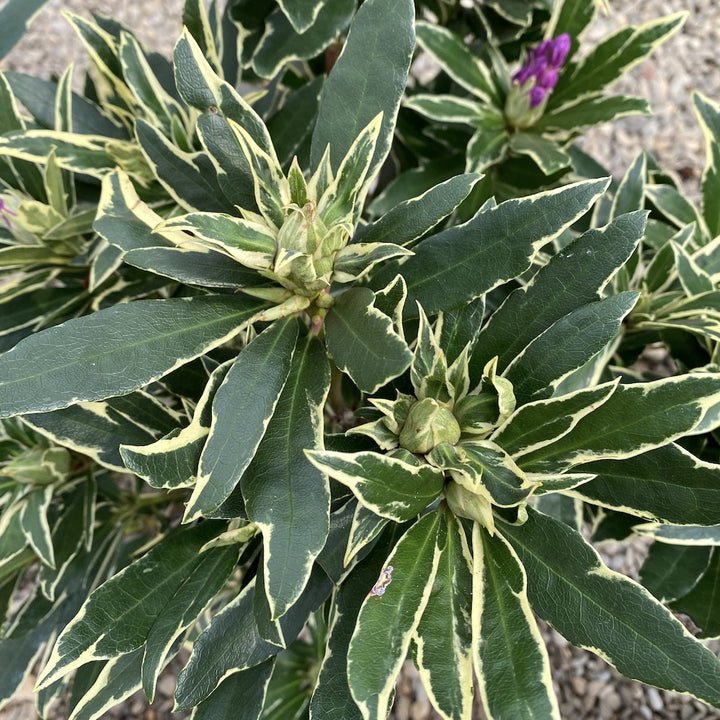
[512,34,571,108]
[273,200,351,296]
[504,33,571,129]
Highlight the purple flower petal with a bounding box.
[549,33,571,67]
[529,86,546,108]
[533,40,551,60]
[512,66,533,85]
[538,68,558,90]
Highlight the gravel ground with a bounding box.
[1,1,720,719]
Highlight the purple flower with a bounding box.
[511,33,571,106]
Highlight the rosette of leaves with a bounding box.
[396,0,684,200]
[0,0,241,186]
[604,92,720,372]
[572,92,720,641]
[305,209,720,719]
[0,67,178,354]
[156,111,416,321]
[0,411,195,718]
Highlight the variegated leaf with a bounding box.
[519,374,720,472]
[253,0,356,79]
[460,441,536,508]
[242,335,331,619]
[122,246,265,288]
[640,543,712,604]
[333,242,412,283]
[0,294,267,418]
[118,31,185,133]
[325,287,412,394]
[670,549,720,639]
[507,133,572,175]
[0,130,118,178]
[492,381,618,459]
[184,318,298,521]
[67,649,142,720]
[404,94,499,126]
[136,119,235,213]
[0,0,49,61]
[611,152,647,219]
[354,173,482,250]
[472,210,645,376]
[548,13,686,109]
[121,360,230,489]
[414,511,474,720]
[229,118,289,229]
[373,179,610,318]
[348,511,444,720]
[501,507,720,707]
[192,660,275,720]
[24,391,181,473]
[158,211,276,268]
[693,91,720,237]
[36,522,234,689]
[174,569,332,709]
[19,485,54,567]
[415,22,499,105]
[502,292,638,404]
[173,29,273,155]
[306,450,444,522]
[319,113,383,226]
[344,502,390,567]
[93,168,180,253]
[310,0,414,183]
[473,525,561,720]
[573,443,720,526]
[310,539,397,720]
[634,524,720,546]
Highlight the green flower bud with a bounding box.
[272,201,351,296]
[398,398,461,454]
[445,479,496,535]
[276,203,315,254]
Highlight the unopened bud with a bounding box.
[445,480,495,534]
[398,398,461,454]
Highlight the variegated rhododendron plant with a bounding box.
[0,1,718,719]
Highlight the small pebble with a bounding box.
[646,686,665,712]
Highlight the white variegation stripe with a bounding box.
[228,118,288,229]
[63,12,138,112]
[634,523,720,545]
[692,91,720,238]
[529,472,596,495]
[344,502,389,568]
[0,130,115,175]
[68,650,143,720]
[95,169,190,250]
[319,113,383,227]
[120,359,233,488]
[413,514,474,720]
[306,450,443,522]
[118,32,187,133]
[404,94,491,126]
[19,485,55,568]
